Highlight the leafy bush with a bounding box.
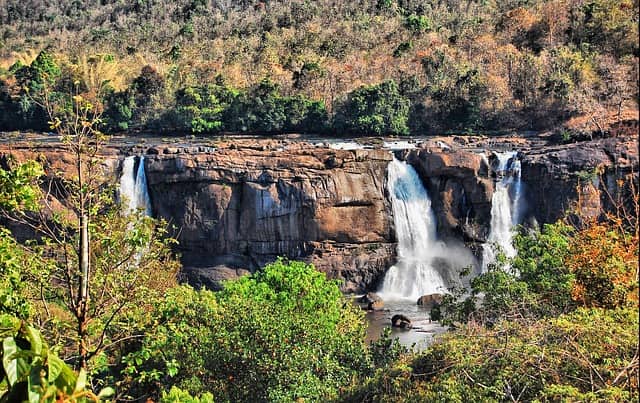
[438,224,574,325]
[0,230,35,319]
[174,79,327,134]
[0,314,114,402]
[512,223,575,313]
[334,80,410,136]
[124,259,368,402]
[175,80,239,133]
[343,308,639,402]
[405,14,432,33]
[567,219,638,308]
[161,387,214,403]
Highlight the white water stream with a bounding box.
[119,155,152,216]
[482,151,523,269]
[378,157,464,300]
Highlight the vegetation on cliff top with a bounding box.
[0,0,638,136]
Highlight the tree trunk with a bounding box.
[77,151,90,370]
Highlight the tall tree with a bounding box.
[1,68,179,371]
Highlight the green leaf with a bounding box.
[97,386,115,399]
[24,326,42,356]
[0,316,20,339]
[27,363,44,403]
[2,337,28,386]
[47,353,65,384]
[74,368,86,393]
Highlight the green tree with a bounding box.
[2,80,180,372]
[334,80,410,136]
[9,51,62,130]
[124,259,368,402]
[175,80,239,133]
[0,159,44,320]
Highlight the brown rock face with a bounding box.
[144,143,395,292]
[521,135,638,225]
[417,293,444,308]
[405,148,494,242]
[1,133,636,294]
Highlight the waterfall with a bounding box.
[378,157,452,300]
[482,151,522,269]
[119,156,152,216]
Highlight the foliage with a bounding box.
[0,229,41,320]
[0,1,637,135]
[103,89,136,131]
[0,77,180,374]
[160,386,214,403]
[343,308,638,402]
[367,327,409,368]
[173,78,327,134]
[512,222,575,313]
[124,259,368,402]
[0,161,45,320]
[438,223,574,325]
[0,160,43,213]
[175,80,239,133]
[0,314,114,402]
[567,219,638,309]
[334,80,410,136]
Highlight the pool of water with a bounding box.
[363,299,448,350]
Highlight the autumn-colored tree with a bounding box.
[567,176,639,308]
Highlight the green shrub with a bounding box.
[334,80,410,136]
[124,259,368,402]
[0,314,114,402]
[343,308,639,402]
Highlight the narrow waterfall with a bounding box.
[482,151,522,269]
[119,156,152,216]
[378,158,451,300]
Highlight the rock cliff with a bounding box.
[521,136,638,224]
[0,133,637,293]
[144,142,395,292]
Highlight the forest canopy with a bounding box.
[0,0,638,136]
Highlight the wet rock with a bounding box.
[391,314,412,329]
[359,292,384,311]
[417,293,444,308]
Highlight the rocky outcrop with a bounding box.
[1,133,636,294]
[417,293,444,308]
[359,292,384,311]
[144,142,395,292]
[404,148,494,242]
[522,135,638,225]
[391,314,412,329]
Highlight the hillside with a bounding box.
[0,0,638,136]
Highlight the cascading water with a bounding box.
[482,151,523,269]
[119,156,152,216]
[378,157,452,300]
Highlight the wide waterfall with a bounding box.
[482,151,523,269]
[119,156,152,216]
[378,157,464,300]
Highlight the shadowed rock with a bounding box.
[391,314,412,329]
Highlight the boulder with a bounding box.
[417,293,444,308]
[358,292,384,311]
[391,314,412,329]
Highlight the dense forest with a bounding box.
[0,0,638,136]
